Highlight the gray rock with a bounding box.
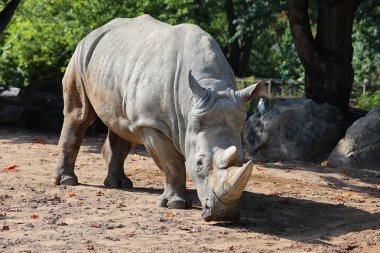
[0,104,23,124]
[328,103,380,169]
[0,85,20,97]
[243,98,345,162]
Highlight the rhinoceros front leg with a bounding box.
[139,128,192,209]
[102,129,133,189]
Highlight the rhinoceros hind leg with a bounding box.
[102,129,133,189]
[56,119,96,186]
[139,128,191,209]
[55,57,97,186]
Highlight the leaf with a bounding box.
[342,192,351,197]
[126,232,136,237]
[1,225,10,231]
[165,212,176,218]
[321,161,338,168]
[91,224,102,228]
[256,167,264,171]
[68,193,77,197]
[4,165,17,172]
[229,246,235,251]
[32,137,47,145]
[31,214,39,219]
[337,197,345,203]
[96,191,104,196]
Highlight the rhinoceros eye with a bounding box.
[196,157,211,178]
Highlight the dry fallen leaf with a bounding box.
[337,197,345,203]
[96,191,104,196]
[4,165,17,172]
[31,214,39,219]
[68,193,77,197]
[32,137,47,145]
[126,232,136,237]
[321,161,337,168]
[165,212,176,218]
[342,192,351,197]
[1,225,10,231]
[256,167,264,171]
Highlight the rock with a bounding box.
[0,88,23,124]
[0,104,23,124]
[243,98,346,162]
[0,85,20,97]
[328,103,380,169]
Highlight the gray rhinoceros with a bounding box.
[55,15,263,221]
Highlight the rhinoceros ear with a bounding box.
[235,80,266,102]
[189,70,208,101]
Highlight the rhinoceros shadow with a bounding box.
[261,163,380,198]
[82,182,379,243]
[213,190,380,243]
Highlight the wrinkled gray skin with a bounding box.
[55,15,263,221]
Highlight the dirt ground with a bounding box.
[0,129,379,253]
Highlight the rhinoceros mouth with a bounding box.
[201,194,240,222]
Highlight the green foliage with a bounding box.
[352,0,380,107]
[358,90,380,110]
[0,0,378,112]
[0,0,227,87]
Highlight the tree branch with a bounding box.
[0,0,21,34]
[287,0,319,72]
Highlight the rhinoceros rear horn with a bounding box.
[214,161,253,202]
[215,146,238,169]
[235,80,266,102]
[189,70,208,101]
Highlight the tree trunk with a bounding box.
[0,0,21,34]
[288,0,362,113]
[224,0,253,77]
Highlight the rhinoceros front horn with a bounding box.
[214,160,253,202]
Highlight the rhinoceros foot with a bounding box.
[104,174,133,189]
[158,190,192,209]
[56,174,78,186]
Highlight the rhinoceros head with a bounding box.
[185,71,264,222]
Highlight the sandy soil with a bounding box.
[0,129,379,253]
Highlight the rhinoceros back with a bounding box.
[71,14,234,153]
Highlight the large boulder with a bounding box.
[0,85,23,124]
[243,99,346,162]
[328,103,380,169]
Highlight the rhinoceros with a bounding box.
[55,15,264,221]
